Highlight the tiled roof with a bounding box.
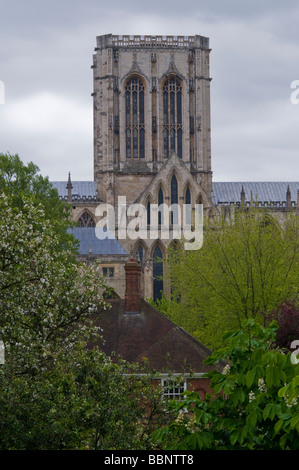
[90,299,222,374]
[68,227,128,256]
[212,182,299,205]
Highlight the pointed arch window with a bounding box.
[147,201,151,225]
[137,245,144,265]
[163,77,182,158]
[153,245,163,301]
[78,211,95,227]
[171,175,178,225]
[125,77,145,159]
[158,187,164,225]
[185,186,191,225]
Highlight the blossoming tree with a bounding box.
[0,192,169,449]
[0,192,108,372]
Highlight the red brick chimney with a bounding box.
[124,258,142,313]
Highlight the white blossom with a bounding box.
[222,364,230,374]
[284,394,298,409]
[258,378,267,394]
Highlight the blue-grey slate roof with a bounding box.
[68,227,128,256]
[212,182,299,205]
[51,180,299,206]
[51,181,97,199]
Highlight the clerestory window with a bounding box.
[163,77,182,158]
[78,211,95,227]
[125,77,145,159]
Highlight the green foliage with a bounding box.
[165,207,299,349]
[0,191,169,449]
[153,320,299,450]
[146,293,176,319]
[0,152,77,253]
[0,192,107,373]
[0,348,168,450]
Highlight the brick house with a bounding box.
[91,258,222,399]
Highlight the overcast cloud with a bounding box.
[0,0,299,182]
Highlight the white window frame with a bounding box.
[161,378,187,401]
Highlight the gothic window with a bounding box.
[153,245,163,301]
[163,77,182,158]
[78,211,95,227]
[185,186,191,225]
[125,77,145,159]
[158,187,164,225]
[137,245,144,265]
[171,174,178,225]
[147,201,151,225]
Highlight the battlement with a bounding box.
[95,34,209,50]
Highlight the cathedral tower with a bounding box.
[92,34,212,202]
[92,34,214,299]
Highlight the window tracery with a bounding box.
[163,77,182,158]
[78,211,95,227]
[125,77,145,159]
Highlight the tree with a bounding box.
[153,319,299,450]
[164,207,299,349]
[0,152,76,252]
[0,192,107,373]
[0,347,169,450]
[0,192,169,449]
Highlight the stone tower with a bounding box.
[92,34,214,299]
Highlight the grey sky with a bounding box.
[0,0,299,182]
